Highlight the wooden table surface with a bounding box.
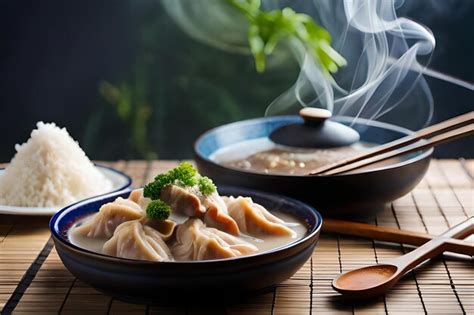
[0,159,472,315]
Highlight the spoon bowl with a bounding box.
[332,264,399,299]
[331,217,473,299]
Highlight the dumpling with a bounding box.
[128,188,151,210]
[201,193,240,235]
[172,218,258,261]
[140,217,177,241]
[128,189,177,239]
[160,185,206,217]
[128,189,143,203]
[224,196,296,237]
[160,185,239,235]
[103,220,172,261]
[74,197,144,239]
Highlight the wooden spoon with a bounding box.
[332,217,474,299]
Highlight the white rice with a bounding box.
[0,122,112,207]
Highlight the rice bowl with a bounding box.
[0,165,131,216]
[0,122,132,215]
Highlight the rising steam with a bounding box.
[265,0,436,130]
[163,0,467,130]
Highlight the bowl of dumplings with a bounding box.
[50,163,322,303]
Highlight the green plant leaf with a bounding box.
[226,0,346,76]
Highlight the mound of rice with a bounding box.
[0,122,112,207]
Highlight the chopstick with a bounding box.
[323,218,474,256]
[320,124,473,175]
[309,111,474,175]
[310,111,474,175]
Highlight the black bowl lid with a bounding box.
[269,108,360,148]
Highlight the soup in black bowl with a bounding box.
[194,116,432,218]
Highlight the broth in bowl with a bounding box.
[211,137,376,175]
[211,137,407,175]
[68,163,307,262]
[68,207,306,261]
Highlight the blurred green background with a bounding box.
[0,0,472,161]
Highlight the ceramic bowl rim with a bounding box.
[95,163,132,192]
[50,187,322,265]
[193,115,434,178]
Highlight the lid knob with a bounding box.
[269,108,360,148]
[299,107,332,123]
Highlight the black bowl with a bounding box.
[50,187,322,304]
[194,116,433,218]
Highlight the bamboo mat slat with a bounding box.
[0,159,471,315]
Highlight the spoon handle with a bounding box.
[392,217,474,274]
[322,219,474,256]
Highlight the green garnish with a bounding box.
[143,173,171,200]
[227,0,346,76]
[198,176,217,196]
[144,162,216,200]
[146,200,171,220]
[168,162,198,187]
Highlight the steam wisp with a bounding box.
[266,0,439,130]
[163,0,471,130]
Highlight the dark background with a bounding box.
[0,0,472,162]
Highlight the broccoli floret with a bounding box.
[146,200,171,220]
[144,162,216,199]
[143,162,196,198]
[143,173,171,199]
[168,162,198,187]
[198,176,216,195]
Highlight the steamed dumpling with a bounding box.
[160,185,206,217]
[161,185,240,235]
[103,220,172,261]
[128,189,177,240]
[224,196,296,237]
[128,188,143,203]
[172,218,258,261]
[140,217,177,241]
[128,188,151,210]
[74,197,144,239]
[201,193,240,235]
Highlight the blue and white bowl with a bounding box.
[50,187,322,303]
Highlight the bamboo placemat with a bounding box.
[0,159,472,314]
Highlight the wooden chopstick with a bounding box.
[323,218,474,256]
[320,124,473,175]
[310,111,474,175]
